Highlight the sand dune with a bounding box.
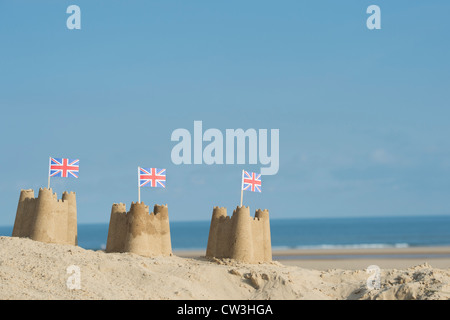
[0,236,449,300]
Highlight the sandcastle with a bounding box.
[106,202,172,257]
[12,188,77,245]
[206,206,272,263]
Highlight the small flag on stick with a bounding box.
[138,167,166,203]
[240,170,262,206]
[48,157,80,188]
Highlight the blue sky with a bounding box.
[0,1,449,225]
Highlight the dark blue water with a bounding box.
[1,215,450,251]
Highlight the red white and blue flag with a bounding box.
[49,158,79,178]
[242,170,261,193]
[139,167,166,188]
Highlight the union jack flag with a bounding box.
[242,170,261,193]
[139,167,166,188]
[49,158,79,178]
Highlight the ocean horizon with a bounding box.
[2,215,450,251]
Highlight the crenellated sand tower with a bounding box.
[12,188,78,245]
[206,206,272,263]
[105,202,172,257]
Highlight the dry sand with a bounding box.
[0,236,449,300]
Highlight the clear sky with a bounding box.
[0,1,449,225]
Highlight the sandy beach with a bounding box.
[0,236,449,300]
[176,246,450,270]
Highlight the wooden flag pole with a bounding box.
[47,157,51,189]
[240,169,244,207]
[138,166,141,203]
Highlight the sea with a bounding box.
[1,215,450,252]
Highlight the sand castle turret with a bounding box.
[105,203,127,253]
[12,188,77,245]
[62,191,78,245]
[105,202,172,257]
[206,206,272,263]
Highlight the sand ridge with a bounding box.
[0,236,449,300]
